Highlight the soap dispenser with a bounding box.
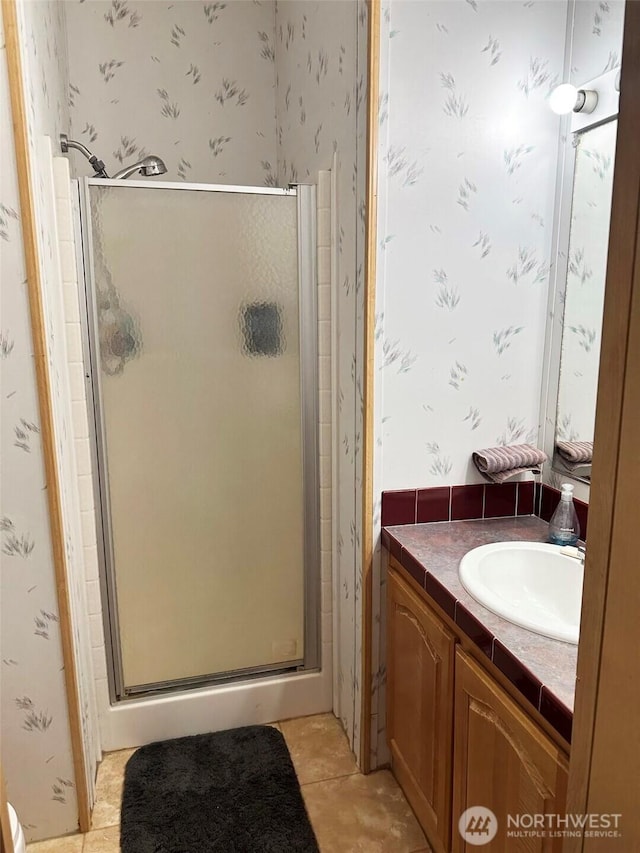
[548,483,580,546]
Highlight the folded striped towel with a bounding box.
[556,440,593,472]
[472,443,548,484]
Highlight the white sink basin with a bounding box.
[459,542,583,644]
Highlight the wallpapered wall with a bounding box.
[275,0,368,758]
[65,0,279,185]
[570,0,625,86]
[375,0,568,493]
[0,1,100,842]
[371,0,569,771]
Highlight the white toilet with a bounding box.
[7,803,26,853]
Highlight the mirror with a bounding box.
[553,118,618,481]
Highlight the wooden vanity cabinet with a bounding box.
[387,564,570,853]
[452,649,569,853]
[387,568,456,853]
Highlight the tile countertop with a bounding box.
[382,516,577,744]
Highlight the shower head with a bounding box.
[60,133,167,180]
[138,155,167,176]
[112,155,168,180]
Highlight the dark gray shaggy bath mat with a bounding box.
[120,725,320,852]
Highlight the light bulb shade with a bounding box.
[549,83,579,115]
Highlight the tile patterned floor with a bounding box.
[26,714,429,853]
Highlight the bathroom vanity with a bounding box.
[383,517,575,853]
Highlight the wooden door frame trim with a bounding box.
[360,0,380,773]
[2,0,90,833]
[566,3,640,844]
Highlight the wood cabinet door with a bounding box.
[452,649,569,852]
[387,568,456,853]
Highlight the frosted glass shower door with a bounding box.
[83,181,317,693]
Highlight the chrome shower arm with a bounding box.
[60,133,110,178]
[60,133,93,160]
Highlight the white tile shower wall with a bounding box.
[52,155,102,781]
[370,0,570,766]
[33,132,101,815]
[0,0,91,840]
[40,129,103,821]
[274,0,367,761]
[64,0,279,186]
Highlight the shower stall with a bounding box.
[75,178,320,701]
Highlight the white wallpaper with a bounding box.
[0,2,84,842]
[570,0,625,85]
[375,0,568,493]
[370,0,569,769]
[275,0,367,758]
[65,0,279,185]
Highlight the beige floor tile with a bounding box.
[91,746,137,829]
[83,825,120,852]
[302,770,428,853]
[280,713,358,784]
[26,836,84,853]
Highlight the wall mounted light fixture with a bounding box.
[549,83,598,115]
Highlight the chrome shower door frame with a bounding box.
[75,178,320,701]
